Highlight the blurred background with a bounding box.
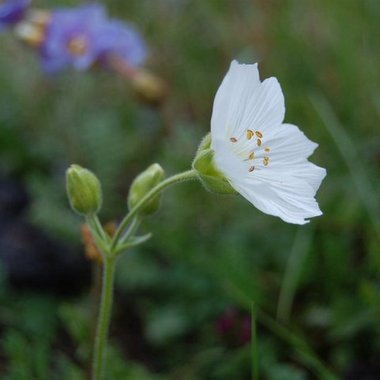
[0,0,379,379]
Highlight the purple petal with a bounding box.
[0,0,30,28]
[40,4,108,73]
[96,20,148,67]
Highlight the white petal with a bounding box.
[262,123,319,165]
[251,122,327,193]
[285,163,326,193]
[211,61,285,144]
[233,174,323,225]
[213,138,325,224]
[212,138,247,179]
[213,122,326,224]
[211,61,259,141]
[209,61,326,224]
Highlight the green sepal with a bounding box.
[192,134,236,195]
[196,132,212,155]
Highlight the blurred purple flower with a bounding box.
[40,3,147,73]
[40,4,107,73]
[216,308,237,334]
[216,307,251,346]
[240,315,251,344]
[0,0,30,29]
[97,20,147,68]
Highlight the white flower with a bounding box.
[210,60,326,224]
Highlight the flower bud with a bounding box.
[128,163,165,215]
[192,134,236,194]
[66,164,102,216]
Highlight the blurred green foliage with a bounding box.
[0,0,379,379]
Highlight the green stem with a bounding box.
[94,216,110,243]
[90,169,198,379]
[86,215,109,254]
[110,169,197,252]
[88,262,103,379]
[92,257,116,380]
[119,216,141,245]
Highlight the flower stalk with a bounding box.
[67,168,198,380]
[110,169,198,252]
[92,256,116,380]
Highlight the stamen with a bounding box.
[255,131,263,138]
[67,35,88,56]
[265,147,271,152]
[248,152,255,160]
[248,166,255,172]
[230,137,237,143]
[246,129,254,140]
[263,157,270,166]
[257,139,262,147]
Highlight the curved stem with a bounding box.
[110,169,197,252]
[119,216,141,245]
[92,257,116,380]
[94,215,110,243]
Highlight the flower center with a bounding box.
[67,35,88,56]
[229,129,271,172]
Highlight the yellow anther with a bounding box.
[246,129,254,140]
[263,157,270,166]
[248,166,255,172]
[257,139,262,147]
[255,131,263,138]
[265,147,271,152]
[248,152,255,160]
[230,137,237,143]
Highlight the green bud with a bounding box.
[66,164,102,216]
[128,163,165,215]
[192,133,236,194]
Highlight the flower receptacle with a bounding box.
[192,134,236,195]
[66,164,102,216]
[128,163,165,216]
